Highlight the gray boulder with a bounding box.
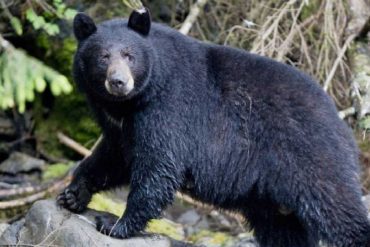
[0,152,45,175]
[0,199,194,247]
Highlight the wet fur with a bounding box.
[57,16,370,247]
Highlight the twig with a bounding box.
[57,132,92,157]
[179,0,208,35]
[0,183,44,200]
[0,175,71,210]
[90,135,102,152]
[338,107,356,119]
[323,34,356,92]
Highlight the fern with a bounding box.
[0,37,73,113]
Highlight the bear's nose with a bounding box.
[110,78,125,88]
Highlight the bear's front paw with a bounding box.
[57,184,91,213]
[96,214,132,239]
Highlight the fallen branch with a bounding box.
[179,0,208,35]
[0,174,71,210]
[0,183,45,200]
[338,107,356,119]
[57,132,92,157]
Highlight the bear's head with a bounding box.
[73,8,153,101]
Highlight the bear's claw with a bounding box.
[57,185,91,213]
[96,214,130,239]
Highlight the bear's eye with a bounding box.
[100,52,110,61]
[120,51,134,63]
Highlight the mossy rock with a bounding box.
[42,162,74,181]
[188,230,233,247]
[88,193,185,240]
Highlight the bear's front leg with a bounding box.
[95,162,180,238]
[57,135,129,213]
[57,159,94,213]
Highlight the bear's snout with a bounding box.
[105,60,134,96]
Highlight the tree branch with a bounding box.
[179,0,208,35]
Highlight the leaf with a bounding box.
[26,9,46,30]
[64,8,78,20]
[44,23,60,36]
[359,116,370,131]
[55,75,73,93]
[34,77,47,92]
[26,8,37,22]
[50,81,62,96]
[0,41,73,112]
[10,17,23,35]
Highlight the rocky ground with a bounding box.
[0,152,256,246]
[0,199,195,247]
[1,197,369,247]
[0,153,369,247]
[0,198,258,247]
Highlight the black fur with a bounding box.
[73,13,97,41]
[57,9,370,247]
[128,8,151,36]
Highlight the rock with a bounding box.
[0,152,45,175]
[0,113,16,138]
[209,211,232,230]
[177,209,201,226]
[0,223,9,237]
[0,219,24,244]
[0,199,195,247]
[347,0,370,37]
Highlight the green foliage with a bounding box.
[7,0,77,36]
[26,8,60,36]
[52,0,78,20]
[34,92,100,159]
[36,35,77,76]
[10,17,23,35]
[42,162,74,181]
[359,116,370,132]
[0,45,73,113]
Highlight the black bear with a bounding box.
[57,7,370,247]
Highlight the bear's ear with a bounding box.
[73,13,97,41]
[128,8,151,36]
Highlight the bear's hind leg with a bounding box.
[245,200,319,247]
[297,184,370,247]
[268,170,370,247]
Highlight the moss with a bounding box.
[88,193,125,217]
[188,230,232,247]
[42,162,74,181]
[147,219,184,240]
[36,33,77,78]
[87,193,185,240]
[34,88,100,159]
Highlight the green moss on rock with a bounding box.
[42,162,74,181]
[87,193,185,240]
